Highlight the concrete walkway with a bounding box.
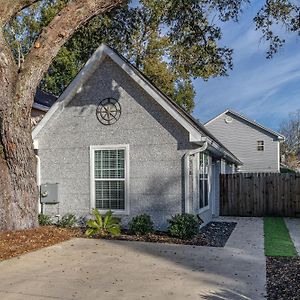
[0,218,266,300]
[285,218,300,255]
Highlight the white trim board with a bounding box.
[89,144,130,215]
[32,44,241,165]
[32,44,201,142]
[205,109,285,141]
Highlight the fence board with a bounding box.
[220,173,300,217]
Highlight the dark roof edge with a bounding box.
[108,46,241,164]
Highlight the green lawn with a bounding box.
[264,217,298,257]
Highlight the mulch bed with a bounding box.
[102,221,237,247]
[266,256,300,300]
[0,226,82,261]
[0,221,236,261]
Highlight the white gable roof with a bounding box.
[32,44,241,165]
[205,109,285,141]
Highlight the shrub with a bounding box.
[38,214,52,226]
[168,213,199,239]
[129,214,154,235]
[85,209,121,237]
[57,213,77,228]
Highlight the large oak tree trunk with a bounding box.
[0,41,38,230]
[0,107,38,231]
[0,0,124,231]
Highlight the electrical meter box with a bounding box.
[40,183,59,204]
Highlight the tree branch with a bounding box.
[16,0,124,115]
[0,0,40,26]
[0,1,40,98]
[0,29,17,110]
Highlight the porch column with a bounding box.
[220,159,226,174]
[231,164,236,173]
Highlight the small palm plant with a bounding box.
[85,209,121,237]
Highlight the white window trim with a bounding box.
[196,153,211,214]
[277,141,280,172]
[257,140,264,151]
[90,144,130,215]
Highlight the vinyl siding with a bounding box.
[205,112,280,172]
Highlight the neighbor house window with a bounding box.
[257,140,264,151]
[199,152,209,210]
[91,145,129,212]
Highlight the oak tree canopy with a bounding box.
[0,0,299,231]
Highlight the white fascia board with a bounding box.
[206,109,285,140]
[227,109,285,140]
[104,46,203,142]
[32,44,203,143]
[33,139,39,150]
[32,46,107,139]
[204,110,228,126]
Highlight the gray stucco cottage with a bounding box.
[32,44,241,229]
[205,110,285,173]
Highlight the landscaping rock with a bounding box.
[267,257,300,300]
[103,221,237,247]
[199,221,237,247]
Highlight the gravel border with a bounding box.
[198,221,237,247]
[102,221,237,247]
[266,256,300,300]
[0,222,237,261]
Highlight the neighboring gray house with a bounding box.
[32,44,241,229]
[205,109,285,173]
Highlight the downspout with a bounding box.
[36,155,41,213]
[33,139,41,213]
[184,142,208,214]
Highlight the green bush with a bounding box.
[129,214,154,235]
[168,213,199,239]
[85,209,121,237]
[57,213,77,228]
[38,214,52,226]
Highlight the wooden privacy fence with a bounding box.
[220,173,300,217]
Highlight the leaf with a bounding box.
[92,208,103,228]
[103,210,113,227]
[109,225,121,236]
[86,219,99,229]
[85,228,97,237]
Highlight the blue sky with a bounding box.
[193,1,300,131]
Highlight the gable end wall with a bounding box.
[36,57,197,229]
[205,112,280,172]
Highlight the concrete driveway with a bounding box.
[0,218,266,300]
[285,217,300,255]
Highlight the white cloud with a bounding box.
[194,27,300,130]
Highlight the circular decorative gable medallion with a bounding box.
[96,98,121,125]
[224,116,233,124]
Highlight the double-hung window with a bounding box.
[90,145,129,213]
[199,152,210,210]
[257,140,264,151]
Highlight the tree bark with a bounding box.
[0,24,40,230]
[0,0,124,231]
